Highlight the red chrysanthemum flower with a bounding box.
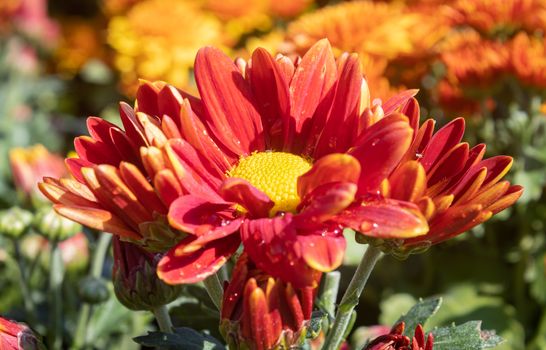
[352,97,523,256]
[221,253,317,350]
[38,39,520,289]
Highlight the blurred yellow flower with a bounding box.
[107,0,224,95]
[510,32,546,89]
[448,0,546,35]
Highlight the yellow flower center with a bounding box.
[229,152,312,215]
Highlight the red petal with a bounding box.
[382,89,419,116]
[178,98,233,170]
[119,102,147,148]
[297,182,357,227]
[249,48,290,149]
[427,142,469,186]
[288,39,337,149]
[241,214,321,288]
[314,53,363,157]
[411,204,484,245]
[420,118,465,172]
[74,136,121,166]
[335,199,429,239]
[195,46,265,155]
[389,161,427,202]
[168,195,241,236]
[299,229,346,272]
[157,233,240,284]
[219,178,274,218]
[135,80,160,117]
[66,158,93,183]
[119,162,167,215]
[350,115,413,194]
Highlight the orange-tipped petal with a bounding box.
[488,185,523,214]
[38,181,99,208]
[297,182,357,227]
[297,153,360,199]
[420,118,465,172]
[336,199,429,239]
[195,46,264,155]
[249,48,290,148]
[350,114,413,193]
[289,39,337,144]
[299,229,345,272]
[389,161,426,202]
[54,204,140,240]
[314,53,362,157]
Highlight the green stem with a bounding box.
[152,305,173,333]
[320,271,341,318]
[48,239,65,350]
[323,245,383,350]
[72,234,112,350]
[203,272,224,310]
[10,238,36,325]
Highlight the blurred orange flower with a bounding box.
[55,19,108,75]
[448,0,546,35]
[285,1,448,99]
[441,30,511,88]
[107,0,224,95]
[510,32,546,89]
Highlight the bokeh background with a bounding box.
[1,0,546,349]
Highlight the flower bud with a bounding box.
[363,323,433,350]
[33,207,81,240]
[0,207,33,238]
[112,237,181,311]
[79,276,110,304]
[0,316,45,350]
[221,254,319,350]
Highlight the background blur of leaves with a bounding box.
[1,0,546,349]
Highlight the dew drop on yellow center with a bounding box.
[228,152,312,215]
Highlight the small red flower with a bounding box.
[221,253,317,350]
[364,323,433,350]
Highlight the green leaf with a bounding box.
[134,327,225,350]
[395,296,442,337]
[432,321,503,350]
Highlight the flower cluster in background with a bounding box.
[1,1,546,350]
